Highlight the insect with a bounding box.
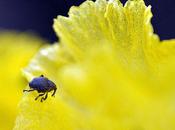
[23,75,57,102]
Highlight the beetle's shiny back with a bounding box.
[29,77,49,92]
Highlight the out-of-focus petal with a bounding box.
[0,32,45,130]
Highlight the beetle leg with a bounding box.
[35,93,45,101]
[41,93,48,102]
[51,88,57,97]
[23,89,35,92]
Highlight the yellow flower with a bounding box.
[14,0,175,130]
[0,32,45,130]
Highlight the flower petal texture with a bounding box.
[0,32,44,130]
[14,0,175,130]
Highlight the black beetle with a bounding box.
[23,75,57,102]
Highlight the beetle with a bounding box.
[23,75,57,102]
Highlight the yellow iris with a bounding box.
[13,0,175,130]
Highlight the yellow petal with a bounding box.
[54,0,159,65]
[54,0,109,59]
[0,32,45,130]
[14,0,175,130]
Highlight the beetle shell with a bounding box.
[29,77,56,93]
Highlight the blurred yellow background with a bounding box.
[0,32,45,130]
